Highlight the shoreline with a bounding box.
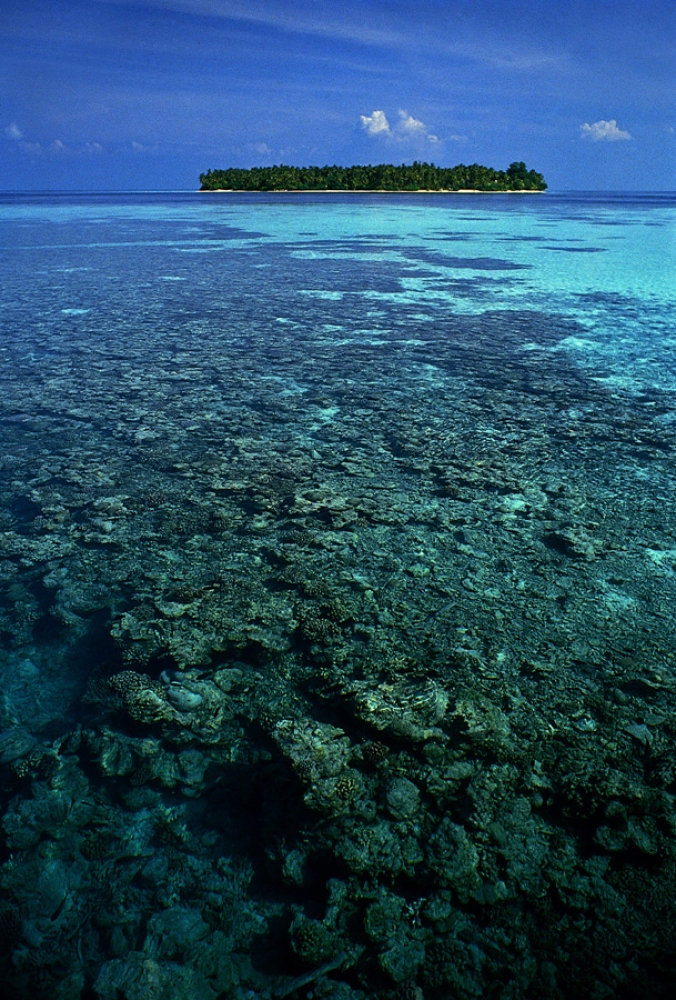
[198,187,545,194]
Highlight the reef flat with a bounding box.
[0,191,675,999]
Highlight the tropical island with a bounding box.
[199,160,547,192]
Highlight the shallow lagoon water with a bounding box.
[1,191,676,998]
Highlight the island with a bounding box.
[199,160,547,192]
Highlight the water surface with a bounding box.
[1,191,675,999]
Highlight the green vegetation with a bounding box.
[199,160,547,192]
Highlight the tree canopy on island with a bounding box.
[199,160,547,192]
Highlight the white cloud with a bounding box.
[361,109,439,144]
[398,111,425,135]
[242,141,273,158]
[397,110,439,143]
[580,119,631,142]
[360,110,391,136]
[5,122,23,140]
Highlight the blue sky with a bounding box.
[1,0,674,190]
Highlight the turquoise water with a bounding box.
[0,191,675,999]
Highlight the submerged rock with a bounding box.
[346,678,449,741]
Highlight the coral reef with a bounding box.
[1,192,675,999]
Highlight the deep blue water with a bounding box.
[1,191,675,999]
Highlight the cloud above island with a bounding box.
[580,119,632,142]
[360,110,391,136]
[361,109,439,144]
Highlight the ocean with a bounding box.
[1,190,675,999]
